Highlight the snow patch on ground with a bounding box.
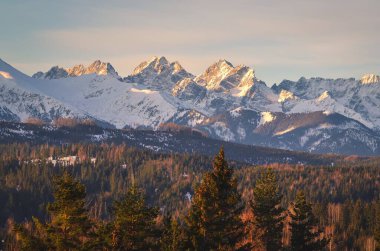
[0,71,13,79]
[211,122,235,141]
[7,128,33,136]
[237,126,246,140]
[91,132,110,141]
[275,126,296,136]
[278,90,296,103]
[259,112,275,126]
[317,91,330,102]
[229,107,243,118]
[299,127,331,147]
[186,113,206,127]
[231,83,253,97]
[130,88,155,94]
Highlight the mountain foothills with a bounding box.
[1,56,380,155]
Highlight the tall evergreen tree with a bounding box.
[15,172,95,250]
[110,185,160,251]
[250,169,285,251]
[45,173,94,250]
[289,191,328,251]
[14,220,47,251]
[160,215,183,251]
[375,201,380,251]
[185,147,247,251]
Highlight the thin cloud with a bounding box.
[1,0,379,84]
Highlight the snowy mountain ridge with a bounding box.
[1,56,380,155]
[32,60,120,79]
[124,56,194,89]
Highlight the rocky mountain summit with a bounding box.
[32,60,120,79]
[123,56,194,88]
[360,73,380,85]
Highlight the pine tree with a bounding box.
[110,185,160,251]
[185,147,247,251]
[160,215,182,251]
[15,172,96,250]
[14,220,47,251]
[375,201,380,251]
[289,191,329,251]
[45,173,94,250]
[250,168,285,251]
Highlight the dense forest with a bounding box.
[0,143,379,250]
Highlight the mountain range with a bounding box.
[0,56,379,155]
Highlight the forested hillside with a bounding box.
[0,121,349,165]
[0,143,379,250]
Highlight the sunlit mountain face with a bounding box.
[0,57,379,155]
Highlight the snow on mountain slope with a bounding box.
[259,112,275,126]
[194,60,237,89]
[280,91,372,128]
[0,71,13,79]
[173,60,281,115]
[1,59,178,128]
[274,76,380,130]
[0,59,39,86]
[278,89,297,103]
[194,59,256,94]
[30,75,178,129]
[167,109,208,128]
[0,59,90,122]
[172,78,206,102]
[192,109,380,155]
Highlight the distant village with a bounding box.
[23,156,97,167]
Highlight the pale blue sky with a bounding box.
[1,0,379,85]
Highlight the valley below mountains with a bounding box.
[1,56,380,155]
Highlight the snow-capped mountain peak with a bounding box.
[0,58,37,83]
[194,60,255,92]
[124,56,194,89]
[215,59,234,71]
[32,60,119,79]
[132,56,169,75]
[77,60,118,77]
[67,64,85,76]
[361,73,380,85]
[194,59,234,89]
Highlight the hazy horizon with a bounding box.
[1,0,379,85]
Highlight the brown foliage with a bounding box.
[52,117,79,127]
[52,117,96,127]
[24,117,45,126]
